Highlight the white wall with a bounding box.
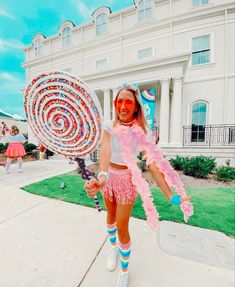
[183,78,225,126]
[23,0,235,132]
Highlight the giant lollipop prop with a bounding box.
[24,71,103,211]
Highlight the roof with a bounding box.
[0,111,13,118]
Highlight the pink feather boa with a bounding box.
[111,123,193,231]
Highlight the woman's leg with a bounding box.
[103,197,117,247]
[17,157,23,172]
[103,196,117,225]
[116,203,134,271]
[115,203,134,286]
[103,196,119,271]
[5,157,12,173]
[116,203,133,244]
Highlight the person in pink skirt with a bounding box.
[5,125,26,174]
[85,84,192,287]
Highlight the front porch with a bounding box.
[156,124,235,166]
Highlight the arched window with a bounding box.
[58,21,74,48]
[33,33,45,57]
[138,0,152,22]
[35,39,42,56]
[92,7,111,36]
[96,13,107,36]
[62,26,71,48]
[191,101,207,142]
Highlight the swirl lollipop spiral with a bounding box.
[24,71,103,211]
[24,71,102,157]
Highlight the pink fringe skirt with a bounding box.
[101,167,137,204]
[5,143,26,158]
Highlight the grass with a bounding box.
[21,173,235,236]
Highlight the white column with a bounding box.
[112,87,119,119]
[159,78,170,146]
[154,84,159,125]
[170,77,183,146]
[103,89,111,121]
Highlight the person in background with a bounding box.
[5,125,26,174]
[1,121,9,144]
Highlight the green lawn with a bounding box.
[21,173,235,236]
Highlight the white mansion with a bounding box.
[22,0,235,165]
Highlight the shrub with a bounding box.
[137,151,147,172]
[23,143,37,154]
[216,166,235,182]
[46,149,54,157]
[0,143,8,153]
[182,156,216,178]
[137,151,144,161]
[31,149,39,160]
[170,155,188,170]
[138,160,147,172]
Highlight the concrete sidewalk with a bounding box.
[0,160,234,287]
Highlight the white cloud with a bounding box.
[0,8,16,20]
[71,0,93,21]
[106,0,116,5]
[0,72,16,81]
[0,38,24,52]
[0,72,25,94]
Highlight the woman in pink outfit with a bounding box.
[85,85,191,287]
[5,125,26,173]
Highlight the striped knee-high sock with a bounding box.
[119,241,131,273]
[107,222,117,247]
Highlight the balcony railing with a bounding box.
[183,125,235,147]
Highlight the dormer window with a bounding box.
[35,39,42,56]
[92,6,111,37]
[32,33,46,57]
[136,0,152,22]
[58,20,75,48]
[96,13,107,36]
[62,27,71,48]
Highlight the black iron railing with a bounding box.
[183,125,235,147]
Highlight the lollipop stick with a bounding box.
[74,157,102,212]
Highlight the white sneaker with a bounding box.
[106,246,118,271]
[116,271,129,287]
[18,169,22,173]
[4,170,10,174]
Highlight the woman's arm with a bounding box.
[84,130,111,197]
[148,162,172,200]
[148,162,191,203]
[99,130,111,173]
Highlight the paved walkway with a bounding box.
[0,160,234,287]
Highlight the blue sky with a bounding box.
[0,0,134,119]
